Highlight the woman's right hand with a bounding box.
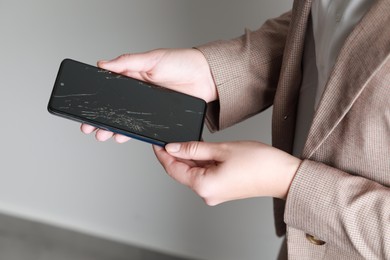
[80,48,217,143]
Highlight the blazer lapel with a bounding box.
[302,0,390,159]
[272,0,313,237]
[272,0,312,153]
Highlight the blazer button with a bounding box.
[306,234,326,245]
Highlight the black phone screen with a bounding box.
[48,59,206,146]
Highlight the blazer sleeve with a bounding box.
[195,11,291,132]
[285,159,390,258]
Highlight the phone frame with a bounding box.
[47,59,206,147]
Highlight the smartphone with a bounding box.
[48,59,206,146]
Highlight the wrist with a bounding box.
[192,48,218,102]
[251,143,302,200]
[279,156,301,200]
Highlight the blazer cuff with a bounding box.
[284,160,336,241]
[284,159,390,256]
[196,38,278,132]
[195,12,291,132]
[196,38,260,132]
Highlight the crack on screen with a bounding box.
[96,68,161,90]
[98,69,126,81]
[185,109,204,115]
[53,96,170,137]
[51,64,202,142]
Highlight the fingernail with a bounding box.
[153,145,163,151]
[166,143,181,153]
[97,60,108,67]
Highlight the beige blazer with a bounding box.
[197,0,390,259]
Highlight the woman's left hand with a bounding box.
[153,141,301,205]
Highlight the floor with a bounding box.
[0,212,194,260]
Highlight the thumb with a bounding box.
[165,142,225,161]
[97,52,158,74]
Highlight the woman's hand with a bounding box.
[153,141,301,205]
[80,48,216,142]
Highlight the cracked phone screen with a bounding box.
[48,59,206,145]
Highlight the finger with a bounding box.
[154,146,213,168]
[152,145,206,187]
[114,134,131,143]
[95,129,114,142]
[97,52,157,75]
[165,142,226,161]
[80,124,96,134]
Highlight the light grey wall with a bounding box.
[0,1,293,260]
